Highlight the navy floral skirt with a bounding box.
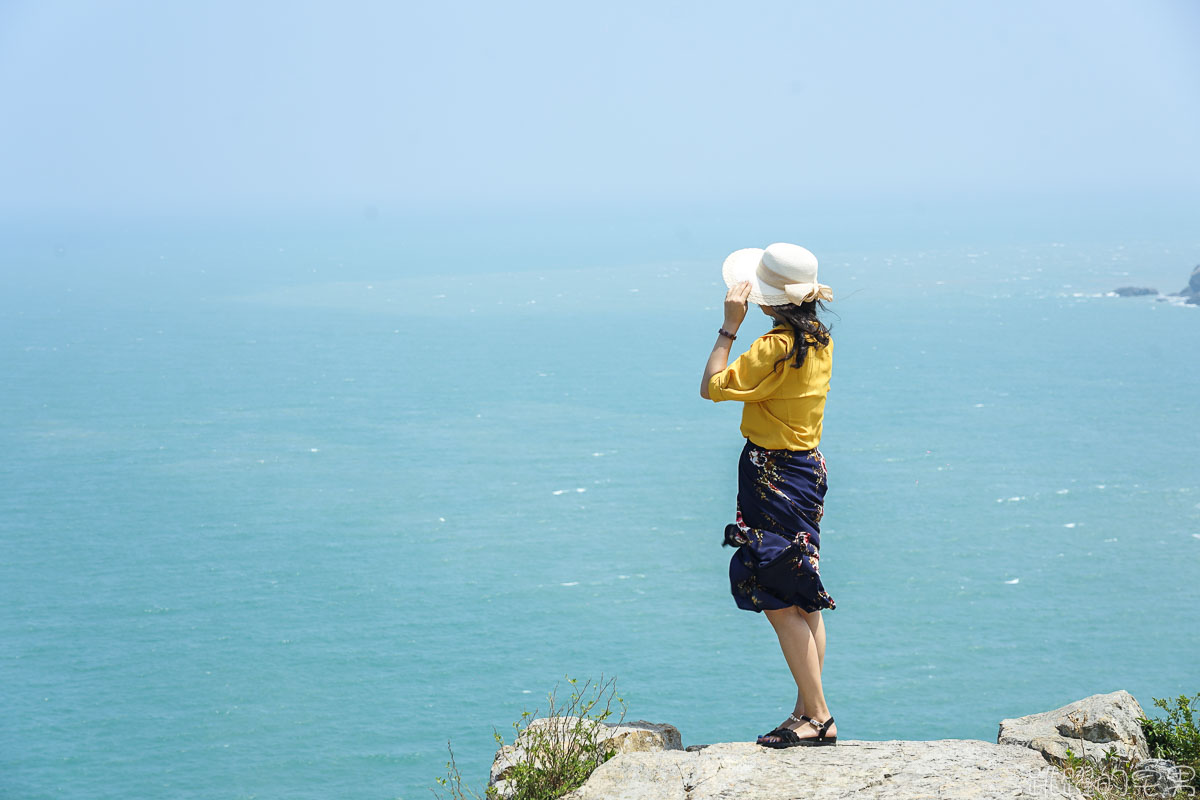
[724,439,837,614]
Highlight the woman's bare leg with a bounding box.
[789,608,825,715]
[759,605,836,742]
[805,608,826,672]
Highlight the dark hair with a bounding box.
[768,299,831,373]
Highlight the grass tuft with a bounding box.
[434,674,627,800]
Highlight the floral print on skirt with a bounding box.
[724,438,837,614]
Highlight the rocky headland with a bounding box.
[488,690,1181,800]
[1180,264,1200,304]
[1113,264,1200,305]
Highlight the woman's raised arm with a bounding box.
[700,281,751,399]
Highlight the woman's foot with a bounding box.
[757,712,803,744]
[757,711,837,745]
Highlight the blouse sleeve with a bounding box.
[707,331,789,403]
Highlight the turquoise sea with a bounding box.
[2,216,1198,799]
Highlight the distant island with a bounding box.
[1113,264,1200,305]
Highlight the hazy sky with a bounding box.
[1,0,1198,221]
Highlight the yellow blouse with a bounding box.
[707,325,832,451]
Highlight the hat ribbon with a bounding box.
[757,263,833,304]
[784,282,833,304]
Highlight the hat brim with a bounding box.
[722,248,790,306]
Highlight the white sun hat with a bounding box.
[721,242,833,306]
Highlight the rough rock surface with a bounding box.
[997,690,1150,765]
[1135,758,1188,797]
[560,739,1084,800]
[1113,286,1158,297]
[489,718,682,798]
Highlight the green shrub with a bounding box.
[434,675,627,800]
[1138,692,1200,794]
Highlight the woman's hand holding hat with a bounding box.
[724,280,752,333]
[702,280,752,399]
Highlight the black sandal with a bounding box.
[794,714,837,746]
[757,713,806,748]
[757,726,802,748]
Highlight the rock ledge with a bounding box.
[560,738,1083,800]
[487,691,1159,800]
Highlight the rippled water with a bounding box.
[2,225,1197,799]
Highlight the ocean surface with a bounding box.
[2,218,1198,799]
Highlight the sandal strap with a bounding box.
[799,714,835,735]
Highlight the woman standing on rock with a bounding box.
[700,242,839,747]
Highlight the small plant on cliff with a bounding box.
[1139,692,1200,794]
[1054,694,1200,799]
[433,674,627,800]
[1059,744,1147,800]
[1057,710,1145,800]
